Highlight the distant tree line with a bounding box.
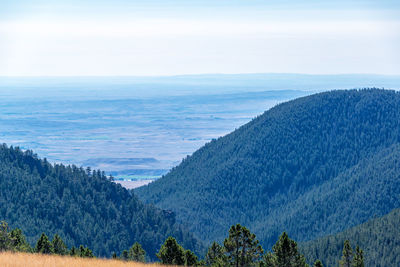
[0,221,94,258]
[0,220,364,266]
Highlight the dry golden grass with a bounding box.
[0,251,165,267]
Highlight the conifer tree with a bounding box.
[157,236,185,265]
[223,224,263,267]
[352,246,364,267]
[52,234,67,255]
[339,240,353,267]
[264,232,308,267]
[128,242,146,262]
[79,245,86,257]
[9,228,30,252]
[35,233,53,254]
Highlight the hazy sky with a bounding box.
[1,0,399,76]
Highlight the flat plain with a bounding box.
[1,74,398,181]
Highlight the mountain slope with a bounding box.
[253,142,400,246]
[0,145,202,259]
[300,208,400,267]
[136,89,400,247]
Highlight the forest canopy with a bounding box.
[0,144,202,259]
[136,89,400,250]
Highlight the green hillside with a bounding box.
[0,144,202,259]
[301,208,400,267]
[136,89,400,248]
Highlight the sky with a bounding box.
[0,0,399,76]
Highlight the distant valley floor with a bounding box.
[114,179,155,189]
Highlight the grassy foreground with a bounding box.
[0,252,161,267]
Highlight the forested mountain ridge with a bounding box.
[136,89,400,248]
[0,144,202,259]
[300,208,400,267]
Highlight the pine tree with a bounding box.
[352,246,364,267]
[339,240,353,267]
[35,233,53,254]
[157,236,185,265]
[223,224,264,267]
[9,228,30,252]
[266,232,308,267]
[52,234,67,255]
[79,245,86,257]
[128,242,146,262]
[313,259,324,267]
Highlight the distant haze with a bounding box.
[1,0,399,76]
[0,74,399,177]
[1,74,400,99]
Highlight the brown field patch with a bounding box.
[0,252,165,267]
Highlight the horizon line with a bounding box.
[1,72,400,79]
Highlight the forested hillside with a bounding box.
[136,89,400,249]
[301,208,400,267]
[0,145,202,259]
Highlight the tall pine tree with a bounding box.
[352,246,364,267]
[339,240,353,267]
[52,234,67,255]
[128,242,146,262]
[9,228,31,252]
[157,236,185,265]
[35,233,53,254]
[264,232,308,267]
[223,224,263,267]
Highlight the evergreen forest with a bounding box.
[136,89,400,249]
[0,144,202,259]
[301,208,400,267]
[1,89,400,265]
